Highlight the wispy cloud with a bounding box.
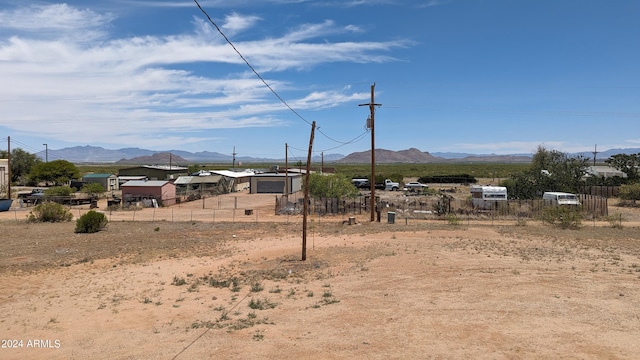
[0,4,114,41]
[0,3,407,149]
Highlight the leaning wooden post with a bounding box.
[302,121,316,261]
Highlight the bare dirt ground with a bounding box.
[2,191,640,359]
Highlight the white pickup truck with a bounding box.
[383,179,400,191]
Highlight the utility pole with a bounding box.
[285,143,289,197]
[592,144,598,166]
[359,83,381,222]
[232,146,237,170]
[321,152,324,174]
[302,121,316,261]
[43,143,48,162]
[7,136,11,199]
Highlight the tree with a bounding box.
[29,160,80,186]
[605,153,640,181]
[44,186,75,196]
[307,173,360,199]
[618,183,640,204]
[0,148,41,185]
[80,183,105,198]
[503,146,589,199]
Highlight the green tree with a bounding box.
[80,183,105,198]
[605,153,640,181]
[0,148,41,185]
[307,173,360,199]
[618,183,640,204]
[29,160,80,186]
[44,186,75,196]
[504,146,589,199]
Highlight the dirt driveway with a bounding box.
[2,195,640,359]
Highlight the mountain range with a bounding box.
[36,145,640,164]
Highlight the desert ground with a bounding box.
[1,191,640,359]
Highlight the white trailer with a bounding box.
[470,185,508,210]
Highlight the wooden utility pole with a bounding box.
[592,144,598,166]
[232,146,237,169]
[285,143,289,197]
[359,84,381,222]
[302,121,316,261]
[7,136,10,199]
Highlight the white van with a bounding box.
[470,185,508,209]
[542,192,581,206]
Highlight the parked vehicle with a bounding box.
[17,188,45,205]
[542,192,581,206]
[383,179,400,191]
[470,185,508,210]
[404,182,428,191]
[351,178,370,189]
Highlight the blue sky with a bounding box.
[1,0,639,159]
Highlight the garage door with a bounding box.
[256,180,284,193]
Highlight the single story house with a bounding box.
[250,173,303,194]
[121,180,176,207]
[82,173,119,191]
[585,166,627,179]
[118,165,189,181]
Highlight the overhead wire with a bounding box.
[192,0,369,153]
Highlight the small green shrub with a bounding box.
[27,202,73,223]
[74,210,108,233]
[605,214,624,229]
[540,206,582,229]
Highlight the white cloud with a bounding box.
[221,12,261,37]
[0,3,407,149]
[0,4,114,42]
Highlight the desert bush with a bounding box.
[605,214,624,229]
[27,202,73,223]
[44,186,76,196]
[540,206,581,229]
[75,210,108,233]
[618,183,640,204]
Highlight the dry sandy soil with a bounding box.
[1,192,640,359]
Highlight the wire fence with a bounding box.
[275,193,609,219]
[1,192,613,225]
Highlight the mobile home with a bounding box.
[470,185,508,210]
[542,192,581,206]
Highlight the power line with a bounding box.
[192,0,369,153]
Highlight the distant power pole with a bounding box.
[359,83,381,222]
[232,146,237,169]
[592,144,598,166]
[285,143,289,196]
